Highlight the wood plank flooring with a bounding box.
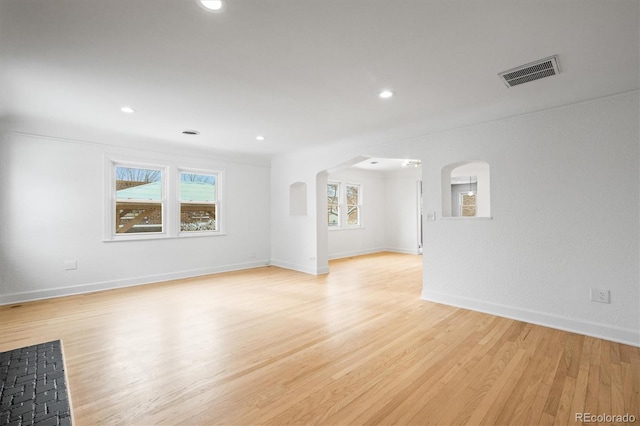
[1,253,638,425]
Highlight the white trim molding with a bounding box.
[0,260,270,306]
[422,290,640,348]
[269,260,330,276]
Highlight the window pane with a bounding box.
[346,185,359,205]
[327,183,339,204]
[461,206,476,217]
[461,193,476,217]
[462,194,476,206]
[116,167,162,200]
[347,206,359,225]
[180,173,216,202]
[181,203,217,232]
[328,206,339,226]
[116,202,162,233]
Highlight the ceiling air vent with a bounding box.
[498,55,560,88]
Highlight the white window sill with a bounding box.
[440,216,493,220]
[103,232,227,242]
[328,226,365,231]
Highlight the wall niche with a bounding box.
[441,161,491,218]
[289,181,307,216]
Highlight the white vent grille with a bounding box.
[498,55,560,88]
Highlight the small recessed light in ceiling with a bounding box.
[199,0,224,12]
[379,90,393,99]
[256,135,265,141]
[370,161,379,165]
[121,106,135,114]
[403,160,421,167]
[182,129,200,135]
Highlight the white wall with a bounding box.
[0,131,271,304]
[383,167,421,254]
[270,159,324,274]
[270,91,640,346]
[420,93,640,346]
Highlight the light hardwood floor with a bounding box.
[1,253,638,425]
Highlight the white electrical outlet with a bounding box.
[64,260,77,271]
[590,288,610,304]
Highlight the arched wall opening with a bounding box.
[316,156,423,272]
[441,161,491,218]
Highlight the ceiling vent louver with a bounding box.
[498,55,560,88]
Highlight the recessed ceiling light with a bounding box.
[120,106,135,114]
[379,90,394,99]
[403,160,421,167]
[370,161,379,165]
[256,135,265,141]
[199,0,224,11]
[182,130,200,135]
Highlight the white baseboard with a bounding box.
[0,260,270,306]
[269,260,329,275]
[328,247,419,260]
[422,290,640,348]
[328,247,385,260]
[384,247,421,255]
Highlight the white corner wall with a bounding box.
[270,91,640,346]
[419,92,640,346]
[0,131,271,304]
[270,155,327,274]
[383,167,422,254]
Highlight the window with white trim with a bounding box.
[327,182,340,227]
[107,159,223,240]
[459,192,477,217]
[179,171,218,232]
[114,165,165,235]
[345,183,361,226]
[327,181,362,228]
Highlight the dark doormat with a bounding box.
[0,340,72,426]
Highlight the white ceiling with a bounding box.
[351,157,421,172]
[1,0,638,158]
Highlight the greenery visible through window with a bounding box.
[327,181,361,228]
[346,184,360,226]
[180,172,218,232]
[327,182,340,227]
